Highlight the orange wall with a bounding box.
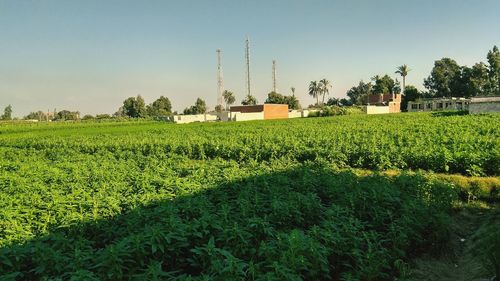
[263,104,288,119]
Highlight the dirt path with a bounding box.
[409,204,497,281]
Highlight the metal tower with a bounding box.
[216,49,224,108]
[245,37,251,97]
[272,60,277,93]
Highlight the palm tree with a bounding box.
[291,87,295,97]
[395,65,410,95]
[308,81,320,106]
[222,90,235,110]
[319,79,332,105]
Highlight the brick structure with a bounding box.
[230,104,289,120]
[366,93,401,113]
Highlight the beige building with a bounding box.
[407,97,470,112]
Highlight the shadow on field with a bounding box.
[430,111,469,117]
[0,165,470,281]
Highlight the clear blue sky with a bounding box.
[1,0,499,116]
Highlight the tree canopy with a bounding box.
[372,75,396,95]
[346,81,372,105]
[122,95,147,118]
[147,96,172,117]
[241,95,258,106]
[222,90,235,110]
[1,105,13,120]
[184,98,207,115]
[54,110,80,121]
[265,92,300,110]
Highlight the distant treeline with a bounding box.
[6,45,498,120]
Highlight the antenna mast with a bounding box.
[245,37,251,97]
[272,60,277,93]
[216,49,224,109]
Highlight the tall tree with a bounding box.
[308,81,320,106]
[241,94,257,105]
[183,98,207,115]
[265,92,300,110]
[395,65,410,95]
[319,79,332,105]
[122,95,147,118]
[487,45,500,95]
[346,81,372,105]
[371,74,395,95]
[459,63,490,97]
[424,58,461,97]
[291,87,295,97]
[147,96,172,117]
[401,85,423,111]
[222,90,235,110]
[1,105,12,120]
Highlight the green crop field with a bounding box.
[0,112,499,280]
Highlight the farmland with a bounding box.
[0,112,499,280]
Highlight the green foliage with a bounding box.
[307,105,356,117]
[184,98,207,115]
[372,74,396,95]
[265,92,301,110]
[487,45,500,95]
[54,110,80,121]
[469,207,500,278]
[241,94,258,105]
[424,58,462,97]
[1,105,13,120]
[346,80,372,105]
[0,113,497,280]
[23,111,47,121]
[147,96,172,118]
[401,85,429,111]
[122,95,147,118]
[319,79,332,105]
[308,81,321,106]
[424,46,500,97]
[222,90,236,110]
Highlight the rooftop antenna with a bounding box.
[245,36,251,98]
[272,60,277,93]
[216,49,224,109]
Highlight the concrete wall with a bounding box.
[388,101,401,113]
[231,111,264,121]
[364,105,390,114]
[469,100,500,114]
[172,113,218,124]
[218,111,231,122]
[288,110,302,118]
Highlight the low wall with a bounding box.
[288,110,302,118]
[231,111,264,121]
[469,102,500,114]
[173,113,218,124]
[364,105,390,115]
